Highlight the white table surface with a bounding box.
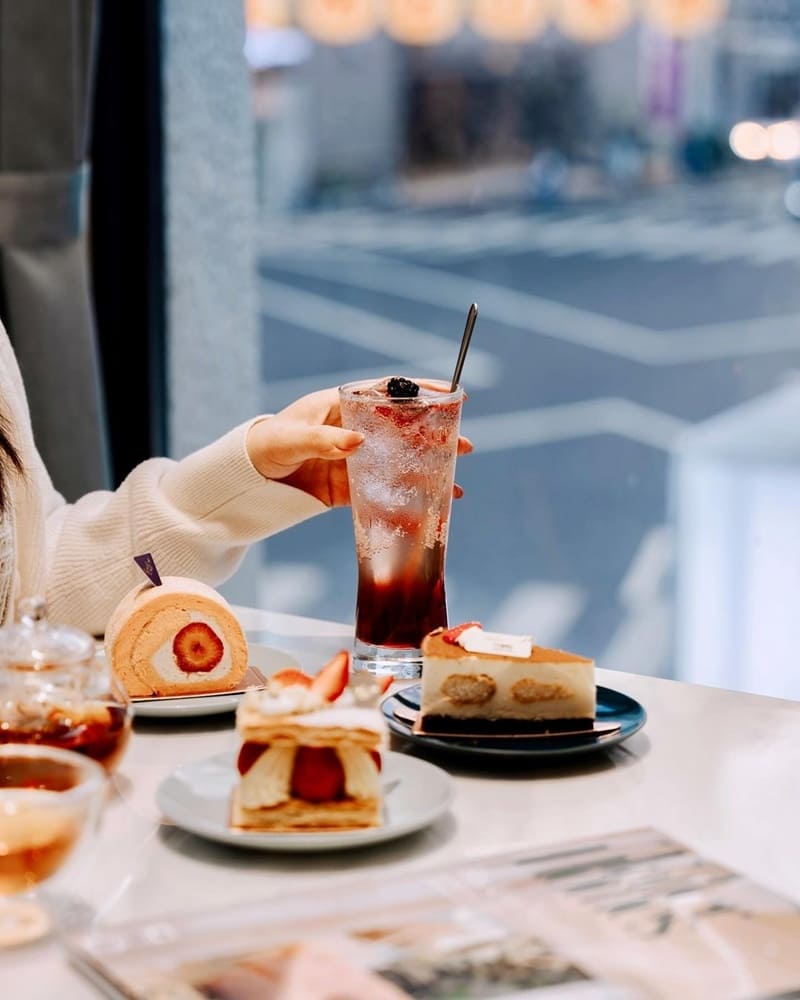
[6,605,800,997]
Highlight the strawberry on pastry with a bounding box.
[231,646,387,832]
[310,650,350,702]
[290,747,345,802]
[269,668,313,690]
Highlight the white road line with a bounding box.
[260,207,800,266]
[265,253,800,365]
[672,312,800,360]
[265,254,666,363]
[487,582,586,646]
[618,524,674,608]
[259,278,502,386]
[601,525,674,676]
[461,398,689,452]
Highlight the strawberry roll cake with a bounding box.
[104,576,248,697]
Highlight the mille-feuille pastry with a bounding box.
[419,622,595,732]
[104,576,248,698]
[231,652,389,832]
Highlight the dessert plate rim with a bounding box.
[382,683,646,760]
[156,749,453,852]
[117,643,301,718]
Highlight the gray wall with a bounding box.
[162,0,262,605]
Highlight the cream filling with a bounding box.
[238,745,380,808]
[421,657,596,719]
[238,746,296,809]
[150,611,233,685]
[338,747,380,800]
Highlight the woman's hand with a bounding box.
[246,389,360,507]
[247,387,474,507]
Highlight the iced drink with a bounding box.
[339,376,464,678]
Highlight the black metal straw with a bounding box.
[450,302,479,392]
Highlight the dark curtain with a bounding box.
[89,0,166,485]
[0,0,110,500]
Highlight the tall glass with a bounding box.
[339,377,464,679]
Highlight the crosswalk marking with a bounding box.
[600,525,674,677]
[260,199,800,267]
[259,277,502,387]
[461,399,688,452]
[263,254,800,365]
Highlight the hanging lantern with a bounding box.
[553,0,634,43]
[383,0,464,46]
[470,0,549,42]
[642,0,728,38]
[297,0,381,45]
[245,0,292,29]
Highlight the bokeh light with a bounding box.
[766,121,800,163]
[469,0,550,42]
[553,0,634,44]
[729,121,769,162]
[643,0,728,38]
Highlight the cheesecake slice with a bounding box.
[420,623,595,733]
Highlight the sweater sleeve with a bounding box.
[44,418,328,635]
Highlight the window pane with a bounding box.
[169,1,800,698]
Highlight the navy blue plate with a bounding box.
[382,683,646,760]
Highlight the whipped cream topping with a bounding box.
[457,625,533,659]
[287,706,385,734]
[257,684,325,715]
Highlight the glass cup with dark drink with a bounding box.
[0,598,132,775]
[0,743,105,947]
[339,376,465,679]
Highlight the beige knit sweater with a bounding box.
[0,324,327,634]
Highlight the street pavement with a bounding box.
[255,170,800,692]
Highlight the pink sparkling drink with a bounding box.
[339,377,464,679]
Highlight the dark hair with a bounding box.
[0,410,22,512]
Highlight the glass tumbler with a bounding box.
[339,377,464,679]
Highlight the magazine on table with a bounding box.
[68,826,800,1000]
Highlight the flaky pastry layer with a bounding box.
[230,788,381,832]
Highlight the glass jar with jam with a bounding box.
[0,597,132,774]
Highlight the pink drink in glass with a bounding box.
[339,377,464,678]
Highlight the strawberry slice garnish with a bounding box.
[376,675,393,694]
[172,622,224,673]
[369,750,382,772]
[311,650,349,702]
[290,746,345,802]
[442,622,482,645]
[270,668,313,690]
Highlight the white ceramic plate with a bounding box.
[130,644,300,719]
[156,750,452,852]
